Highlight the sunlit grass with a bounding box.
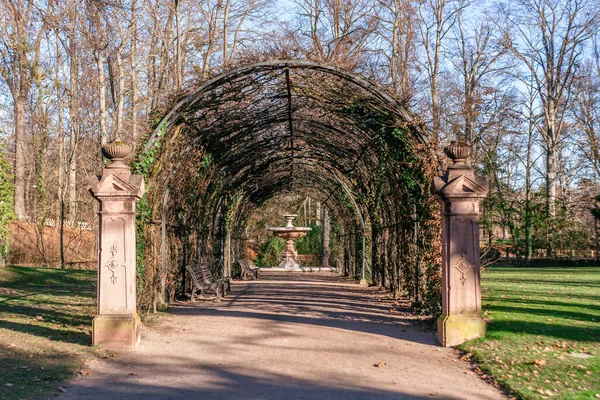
[459,266,600,399]
[0,266,101,400]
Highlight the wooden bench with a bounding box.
[186,263,227,302]
[200,263,231,293]
[239,259,260,280]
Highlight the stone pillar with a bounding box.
[89,142,145,349]
[433,142,488,347]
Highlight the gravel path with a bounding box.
[60,272,506,399]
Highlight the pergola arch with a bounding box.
[90,60,489,349]
[136,60,439,297]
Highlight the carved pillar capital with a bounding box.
[88,141,145,349]
[434,141,488,208]
[435,142,489,347]
[90,142,144,201]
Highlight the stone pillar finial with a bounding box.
[434,142,488,347]
[101,141,134,181]
[444,140,472,169]
[89,141,144,349]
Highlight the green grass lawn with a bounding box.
[0,266,101,400]
[459,266,600,400]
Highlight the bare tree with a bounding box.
[0,0,47,220]
[67,4,80,222]
[83,0,109,147]
[417,0,463,138]
[498,0,600,256]
[375,0,419,102]
[290,0,380,67]
[572,58,600,180]
[449,6,507,142]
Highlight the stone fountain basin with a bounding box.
[267,227,311,239]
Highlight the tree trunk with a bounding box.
[68,10,79,222]
[371,225,380,286]
[525,133,533,261]
[55,34,66,268]
[116,50,125,139]
[321,208,329,267]
[315,201,321,225]
[68,135,77,222]
[546,144,556,257]
[14,96,27,220]
[222,0,230,68]
[97,52,108,146]
[130,2,138,143]
[175,0,183,90]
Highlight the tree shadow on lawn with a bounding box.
[485,298,600,313]
[487,277,600,288]
[1,266,96,296]
[0,320,91,346]
[0,342,90,400]
[0,266,95,347]
[0,300,94,328]
[487,318,600,341]
[487,302,599,324]
[483,288,600,302]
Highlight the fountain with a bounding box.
[267,214,311,269]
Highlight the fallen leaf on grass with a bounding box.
[374,362,386,368]
[35,316,43,321]
[577,365,587,370]
[533,359,547,366]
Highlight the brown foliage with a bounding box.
[9,221,96,269]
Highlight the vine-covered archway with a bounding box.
[133,60,442,317]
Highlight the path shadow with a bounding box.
[173,272,435,346]
[59,355,468,400]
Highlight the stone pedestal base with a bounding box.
[278,257,301,269]
[93,314,141,349]
[437,314,486,347]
